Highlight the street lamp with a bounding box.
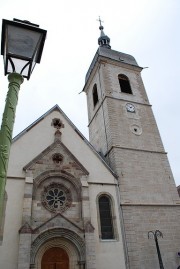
[1,18,47,79]
[148,230,165,269]
[0,18,47,223]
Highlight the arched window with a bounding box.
[93,84,99,107]
[118,74,132,94]
[99,195,114,239]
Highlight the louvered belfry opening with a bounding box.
[118,74,132,94]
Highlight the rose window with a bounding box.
[42,183,72,213]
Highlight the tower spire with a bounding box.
[97,17,111,49]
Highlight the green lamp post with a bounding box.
[0,18,47,224]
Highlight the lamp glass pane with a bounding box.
[7,25,42,59]
[31,61,36,75]
[7,57,29,77]
[31,47,38,73]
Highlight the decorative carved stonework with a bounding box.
[54,129,62,141]
[19,222,33,234]
[84,221,95,233]
[52,153,63,164]
[41,183,72,213]
[52,118,64,141]
[52,118,64,129]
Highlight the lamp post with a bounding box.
[0,18,47,223]
[148,230,165,269]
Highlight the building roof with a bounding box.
[12,104,118,178]
[85,46,140,85]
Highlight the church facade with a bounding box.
[0,25,180,269]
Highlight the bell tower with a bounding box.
[83,23,180,269]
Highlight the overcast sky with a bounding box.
[0,0,179,186]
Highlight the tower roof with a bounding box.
[97,18,111,49]
[82,19,142,88]
[84,47,141,85]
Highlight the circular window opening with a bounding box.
[130,124,142,135]
[42,183,72,213]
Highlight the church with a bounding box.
[0,23,180,269]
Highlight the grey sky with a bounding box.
[0,0,179,186]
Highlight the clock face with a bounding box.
[126,103,135,113]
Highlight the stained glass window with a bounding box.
[99,195,114,239]
[42,183,72,213]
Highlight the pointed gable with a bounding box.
[33,213,84,235]
[8,105,117,184]
[23,140,89,179]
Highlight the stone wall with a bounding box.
[122,205,180,269]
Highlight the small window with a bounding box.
[118,74,132,94]
[99,195,114,239]
[93,84,99,107]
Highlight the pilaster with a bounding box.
[81,175,97,269]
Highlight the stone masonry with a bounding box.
[84,46,180,268]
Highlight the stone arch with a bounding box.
[32,170,82,219]
[30,228,85,268]
[96,191,116,210]
[33,170,81,200]
[96,192,119,240]
[118,73,132,94]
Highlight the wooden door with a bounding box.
[41,247,69,269]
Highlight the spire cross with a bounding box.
[97,16,104,27]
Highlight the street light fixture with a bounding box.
[148,230,165,269]
[1,18,47,80]
[0,18,47,224]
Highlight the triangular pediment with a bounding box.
[23,139,89,178]
[8,104,117,182]
[33,213,84,234]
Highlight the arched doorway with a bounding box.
[41,247,69,269]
